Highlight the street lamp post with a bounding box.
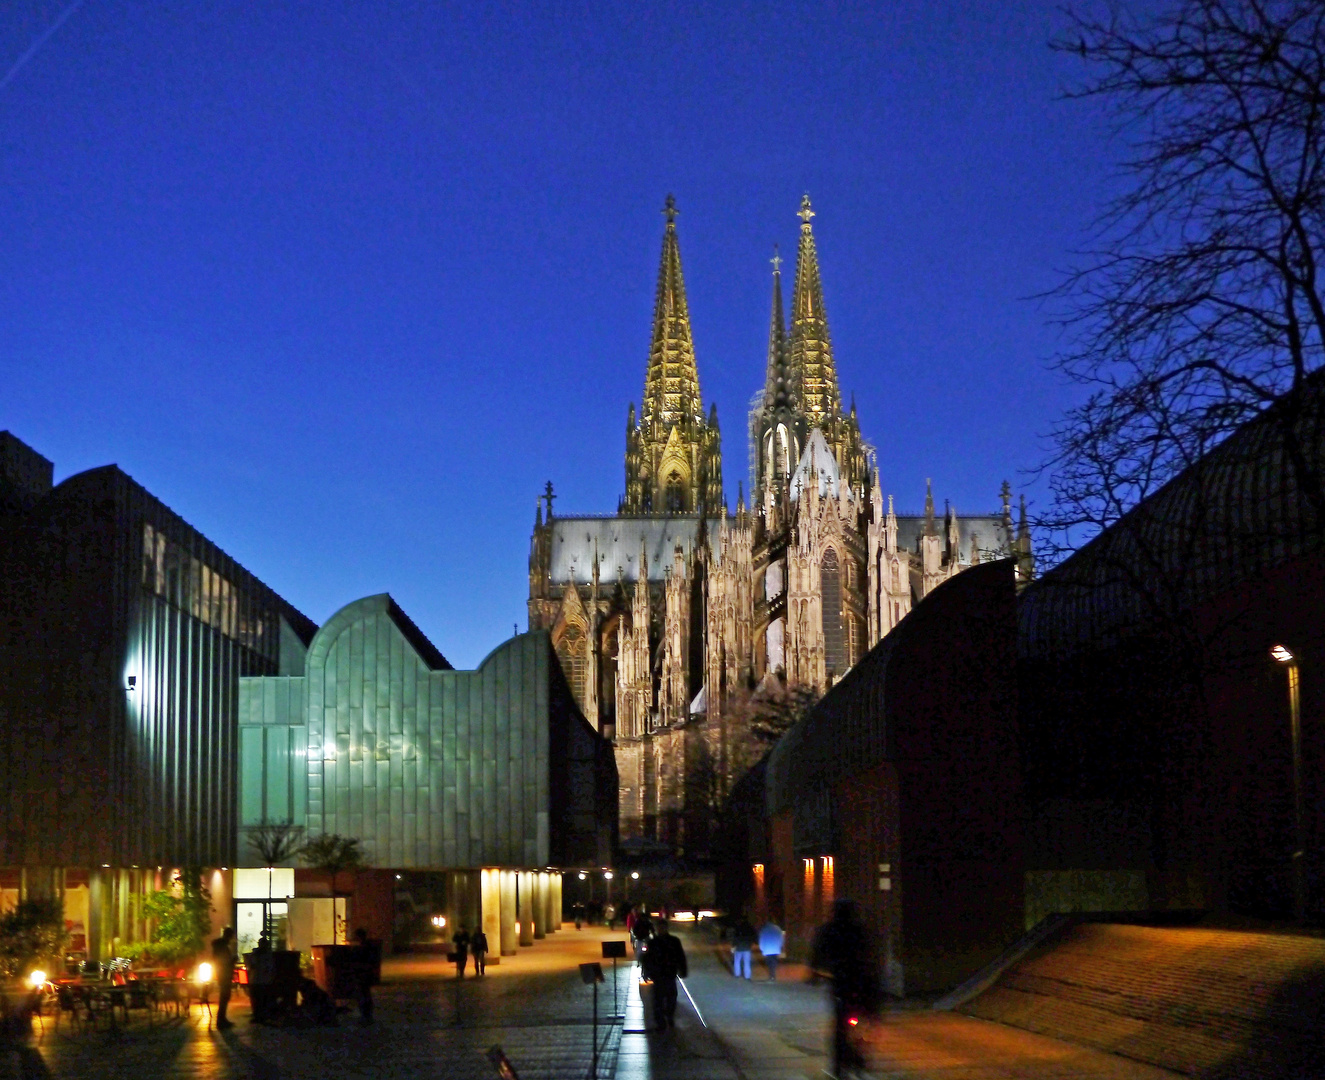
[1271,645,1307,923]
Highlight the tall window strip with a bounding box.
[142,521,273,655]
[820,548,846,677]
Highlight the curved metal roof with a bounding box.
[1019,378,1325,658]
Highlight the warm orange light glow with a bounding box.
[195,962,213,985]
[28,970,46,989]
[822,855,836,909]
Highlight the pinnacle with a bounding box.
[763,246,790,411]
[641,196,703,432]
[789,193,839,425]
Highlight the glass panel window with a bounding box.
[142,523,155,586]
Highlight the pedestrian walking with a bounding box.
[639,918,687,1031]
[471,928,489,976]
[351,927,376,1024]
[631,909,654,961]
[810,899,880,1080]
[759,919,785,981]
[210,926,237,1029]
[732,915,755,979]
[452,926,471,978]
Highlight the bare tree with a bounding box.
[299,834,365,898]
[1026,2,1325,914]
[244,821,305,867]
[1042,0,1325,567]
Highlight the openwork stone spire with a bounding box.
[763,245,790,411]
[623,196,723,515]
[641,194,704,434]
[752,245,801,495]
[789,194,840,427]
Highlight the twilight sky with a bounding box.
[1,1,1120,667]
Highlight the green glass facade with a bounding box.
[239,595,617,870]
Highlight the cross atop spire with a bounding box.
[797,193,815,228]
[771,245,782,273]
[663,193,678,225]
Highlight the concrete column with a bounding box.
[444,872,460,946]
[88,869,104,963]
[518,872,534,946]
[500,870,518,956]
[466,871,483,936]
[542,871,555,934]
[481,869,502,966]
[551,873,563,932]
[532,871,547,939]
[115,869,131,955]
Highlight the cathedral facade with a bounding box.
[528,196,1032,853]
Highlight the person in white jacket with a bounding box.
[758,920,785,981]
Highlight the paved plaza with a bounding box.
[629,934,1181,1080]
[16,928,626,1080]
[6,925,1196,1080]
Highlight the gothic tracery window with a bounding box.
[821,547,846,677]
[556,623,589,709]
[665,472,685,512]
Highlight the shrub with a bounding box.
[0,899,67,979]
[136,871,213,965]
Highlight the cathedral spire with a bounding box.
[640,194,703,435]
[763,245,790,411]
[622,196,723,516]
[789,193,839,427]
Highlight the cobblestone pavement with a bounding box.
[21,928,625,1080]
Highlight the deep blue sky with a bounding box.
[1,1,1118,667]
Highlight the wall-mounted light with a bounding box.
[126,676,136,692]
[603,871,614,880]
[578,872,587,881]
[1271,643,1306,922]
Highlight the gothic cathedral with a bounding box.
[528,195,1032,854]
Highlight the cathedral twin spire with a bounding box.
[623,193,858,516]
[788,194,840,426]
[622,196,724,516]
[753,194,860,499]
[640,195,705,437]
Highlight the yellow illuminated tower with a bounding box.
[789,194,840,426]
[622,195,724,515]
